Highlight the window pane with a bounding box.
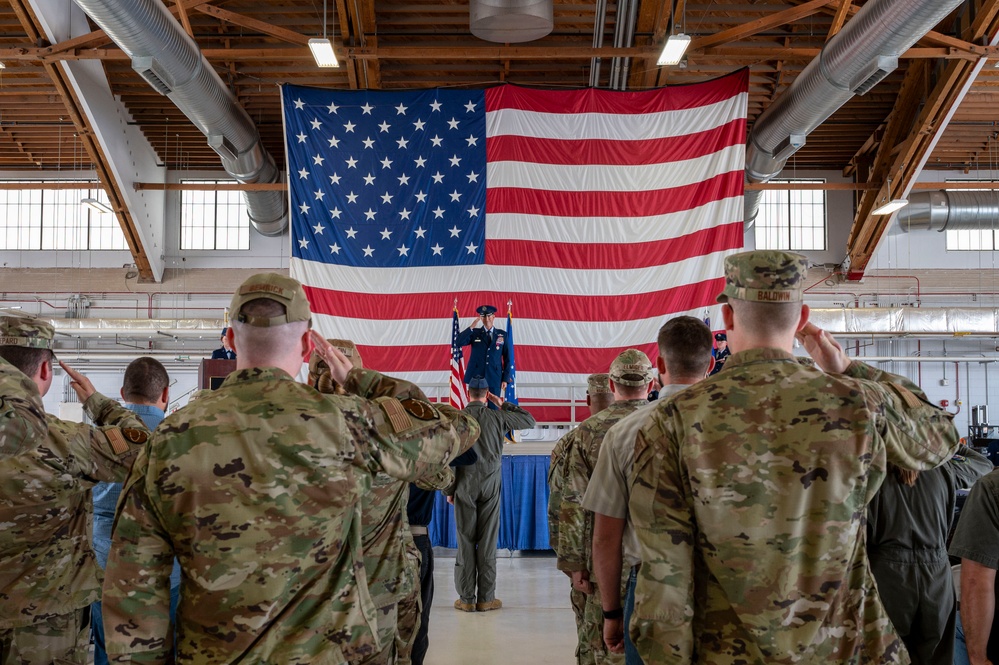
[181,180,250,251]
[755,179,826,251]
[0,182,126,250]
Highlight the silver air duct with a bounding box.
[72,0,287,236]
[743,0,963,225]
[898,190,999,232]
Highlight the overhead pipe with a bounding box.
[71,0,288,236]
[898,190,999,232]
[588,0,607,87]
[618,0,640,90]
[743,0,964,225]
[608,0,629,89]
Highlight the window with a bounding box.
[754,179,826,251]
[180,180,250,250]
[0,182,127,250]
[944,182,997,250]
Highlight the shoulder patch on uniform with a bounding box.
[376,397,414,434]
[105,428,134,455]
[401,398,439,421]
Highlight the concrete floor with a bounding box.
[425,552,578,665]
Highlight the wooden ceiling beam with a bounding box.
[845,0,999,278]
[193,5,311,46]
[689,0,836,51]
[826,0,851,39]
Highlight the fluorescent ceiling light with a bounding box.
[81,197,113,214]
[309,38,339,68]
[657,34,691,66]
[872,198,909,215]
[0,62,6,69]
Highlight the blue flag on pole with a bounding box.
[504,305,517,405]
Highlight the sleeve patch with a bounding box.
[376,397,414,434]
[105,428,131,455]
[400,398,439,421]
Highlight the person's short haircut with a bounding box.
[657,316,714,378]
[232,298,309,359]
[0,346,53,378]
[468,387,489,400]
[122,356,169,404]
[728,299,802,336]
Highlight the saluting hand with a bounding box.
[486,391,504,407]
[796,322,850,374]
[308,331,353,387]
[59,360,96,402]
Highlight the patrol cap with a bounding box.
[714,332,727,342]
[229,273,312,327]
[476,305,497,316]
[716,250,808,304]
[586,373,611,395]
[609,349,655,388]
[468,376,490,390]
[308,338,364,375]
[0,316,55,350]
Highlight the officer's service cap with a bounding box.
[714,332,727,342]
[716,250,808,304]
[476,305,497,316]
[0,316,55,350]
[230,273,313,327]
[609,349,655,388]
[468,376,490,390]
[586,373,611,395]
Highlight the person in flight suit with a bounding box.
[456,305,511,404]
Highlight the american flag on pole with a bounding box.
[282,73,747,416]
[449,307,468,409]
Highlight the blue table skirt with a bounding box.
[429,455,551,551]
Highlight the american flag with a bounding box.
[283,74,747,414]
[449,307,468,409]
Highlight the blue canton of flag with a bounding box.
[283,85,487,268]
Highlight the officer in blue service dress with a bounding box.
[210,327,236,360]
[456,305,511,403]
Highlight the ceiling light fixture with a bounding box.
[872,198,909,215]
[872,175,908,215]
[81,197,112,214]
[311,0,339,68]
[309,39,339,68]
[0,62,6,69]
[658,34,691,66]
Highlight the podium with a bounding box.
[199,359,236,390]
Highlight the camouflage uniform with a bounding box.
[549,427,588,658]
[627,251,961,664]
[0,339,50,459]
[560,352,654,665]
[103,273,479,665]
[0,393,150,663]
[310,339,438,665]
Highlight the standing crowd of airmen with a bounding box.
[1,249,999,664]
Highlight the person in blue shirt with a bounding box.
[456,305,511,404]
[91,356,181,665]
[210,328,236,360]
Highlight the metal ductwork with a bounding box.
[898,191,999,232]
[470,0,553,43]
[810,307,999,336]
[743,0,963,225]
[72,0,287,236]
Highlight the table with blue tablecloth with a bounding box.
[429,454,551,550]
